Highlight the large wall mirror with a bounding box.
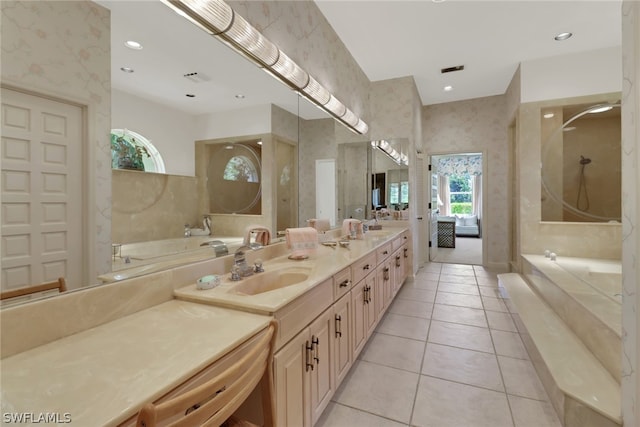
[0,0,331,305]
[540,94,621,223]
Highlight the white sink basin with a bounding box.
[231,267,312,295]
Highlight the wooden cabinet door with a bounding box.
[393,249,403,297]
[274,329,310,427]
[333,293,352,387]
[364,272,378,337]
[308,309,335,425]
[376,261,392,317]
[351,279,367,359]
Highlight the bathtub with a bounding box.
[554,257,622,303]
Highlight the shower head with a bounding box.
[580,155,592,165]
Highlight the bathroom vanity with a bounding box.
[0,227,411,426]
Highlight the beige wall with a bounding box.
[423,95,510,270]
[111,170,199,244]
[1,1,112,279]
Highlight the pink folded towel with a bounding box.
[244,225,271,246]
[286,227,318,257]
[342,219,363,239]
[307,218,331,232]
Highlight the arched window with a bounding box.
[110,129,165,173]
[223,155,259,183]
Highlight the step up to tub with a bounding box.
[520,254,621,383]
[498,273,621,427]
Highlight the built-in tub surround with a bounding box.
[521,254,621,383]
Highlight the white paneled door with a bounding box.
[1,88,84,291]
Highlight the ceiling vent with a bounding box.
[441,65,464,74]
[183,72,211,83]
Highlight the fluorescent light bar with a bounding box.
[271,50,309,89]
[302,75,331,105]
[224,14,279,66]
[324,95,346,117]
[163,0,232,34]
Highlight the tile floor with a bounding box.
[316,262,563,427]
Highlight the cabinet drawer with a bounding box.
[275,278,333,350]
[333,267,352,300]
[392,232,409,251]
[352,252,377,284]
[376,243,392,264]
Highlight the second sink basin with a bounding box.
[231,266,312,295]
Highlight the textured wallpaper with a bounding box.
[423,95,510,270]
[1,0,112,279]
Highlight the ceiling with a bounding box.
[100,0,622,122]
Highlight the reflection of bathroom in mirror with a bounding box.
[337,139,410,224]
[372,139,410,221]
[541,94,621,223]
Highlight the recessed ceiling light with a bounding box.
[224,144,234,150]
[432,0,446,3]
[444,85,453,92]
[235,94,245,99]
[257,141,263,145]
[554,32,572,41]
[124,40,142,50]
[543,113,555,119]
[120,67,134,73]
[185,94,195,98]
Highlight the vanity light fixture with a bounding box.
[543,112,555,119]
[120,67,134,73]
[371,140,408,166]
[162,0,368,134]
[554,32,573,41]
[124,40,143,50]
[444,85,453,92]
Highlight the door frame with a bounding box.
[427,150,488,266]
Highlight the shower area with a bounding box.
[541,102,621,222]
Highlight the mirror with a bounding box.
[541,96,621,222]
[337,139,409,225]
[0,0,330,304]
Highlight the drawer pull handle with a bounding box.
[339,279,350,288]
[396,256,401,267]
[363,264,370,270]
[306,341,314,371]
[404,248,408,258]
[383,250,388,255]
[312,336,320,364]
[383,267,390,281]
[335,314,342,337]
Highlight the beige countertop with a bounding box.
[0,300,271,426]
[174,228,407,314]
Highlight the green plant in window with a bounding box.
[111,133,150,171]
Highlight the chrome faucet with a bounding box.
[231,243,263,281]
[184,224,191,238]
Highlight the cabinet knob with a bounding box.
[339,279,350,288]
[363,264,370,270]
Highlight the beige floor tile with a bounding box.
[486,310,518,332]
[396,287,436,303]
[376,313,430,341]
[428,320,494,353]
[498,356,549,401]
[359,332,425,372]
[481,295,509,312]
[388,298,433,319]
[408,279,439,291]
[476,276,499,286]
[442,264,475,272]
[508,395,563,427]
[421,263,442,273]
[478,285,502,298]
[431,304,487,328]
[422,343,504,392]
[435,291,484,309]
[438,274,478,285]
[437,282,479,296]
[416,271,440,282]
[333,360,419,424]
[491,330,529,359]
[412,376,513,427]
[316,402,407,427]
